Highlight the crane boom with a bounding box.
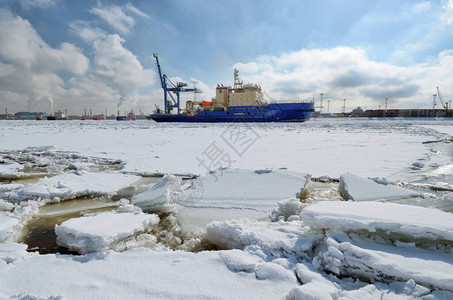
[152,54,202,114]
[437,87,449,110]
[153,53,165,90]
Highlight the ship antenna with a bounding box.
[234,68,243,89]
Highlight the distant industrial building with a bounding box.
[362,109,453,118]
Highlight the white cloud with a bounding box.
[0,9,89,111]
[124,3,150,19]
[442,0,453,25]
[69,20,106,43]
[92,34,155,109]
[90,2,148,35]
[233,47,453,111]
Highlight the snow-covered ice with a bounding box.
[1,119,453,299]
[55,211,160,254]
[339,173,419,201]
[206,219,319,259]
[301,201,453,241]
[6,171,140,203]
[315,234,453,292]
[0,247,298,299]
[178,169,308,211]
[0,119,437,179]
[0,213,20,242]
[131,174,182,211]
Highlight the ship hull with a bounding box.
[148,102,314,123]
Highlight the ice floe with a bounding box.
[301,201,453,241]
[131,174,182,211]
[55,211,160,254]
[314,234,453,292]
[178,169,308,211]
[339,173,419,201]
[5,171,140,203]
[175,169,308,231]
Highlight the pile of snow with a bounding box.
[6,171,139,203]
[339,173,419,201]
[55,211,160,254]
[314,234,453,292]
[131,174,182,211]
[206,219,319,260]
[270,198,305,222]
[301,201,453,241]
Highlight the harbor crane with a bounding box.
[436,87,449,110]
[153,53,202,114]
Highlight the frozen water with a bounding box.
[1,119,453,299]
[0,119,438,179]
[315,234,453,292]
[5,171,140,204]
[178,169,308,211]
[131,174,182,211]
[0,247,298,299]
[301,201,453,241]
[206,219,320,259]
[0,213,20,242]
[339,173,419,201]
[55,211,160,254]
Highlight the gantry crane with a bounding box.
[153,53,201,114]
[437,87,449,110]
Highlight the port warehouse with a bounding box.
[318,108,453,118]
[358,108,453,118]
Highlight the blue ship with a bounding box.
[148,54,314,123]
[150,102,314,122]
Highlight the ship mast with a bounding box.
[233,68,243,89]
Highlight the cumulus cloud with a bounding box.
[233,47,453,111]
[92,34,155,109]
[90,2,149,35]
[0,9,89,111]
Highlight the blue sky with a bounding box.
[1,0,453,115]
